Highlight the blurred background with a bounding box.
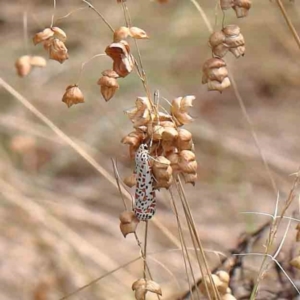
[1,0,300,299]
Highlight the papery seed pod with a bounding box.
[15,55,31,77]
[161,127,178,141]
[296,223,300,242]
[179,150,197,174]
[119,211,139,237]
[132,279,162,300]
[97,76,119,102]
[29,56,47,67]
[48,38,69,63]
[33,28,54,45]
[156,111,173,122]
[62,85,84,107]
[102,69,120,78]
[223,25,245,58]
[177,128,193,151]
[220,0,234,9]
[114,26,130,42]
[153,156,173,189]
[171,96,195,126]
[290,256,300,270]
[183,173,197,185]
[202,58,231,92]
[209,31,228,58]
[149,142,164,157]
[121,131,143,148]
[162,139,176,154]
[123,173,136,188]
[233,0,251,18]
[129,27,149,39]
[105,40,134,77]
[148,124,164,141]
[125,97,152,127]
[216,271,230,286]
[51,26,67,42]
[160,121,176,128]
[166,153,180,172]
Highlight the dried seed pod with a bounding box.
[161,127,178,141]
[125,97,152,127]
[149,124,164,141]
[114,26,130,42]
[48,38,69,63]
[132,278,162,300]
[162,139,176,154]
[119,211,139,237]
[223,25,245,58]
[209,31,228,58]
[153,156,173,189]
[166,153,180,172]
[290,256,300,270]
[200,274,227,297]
[15,55,31,77]
[202,58,231,92]
[105,40,134,77]
[129,27,149,39]
[123,173,136,188]
[121,131,143,148]
[29,56,47,67]
[171,96,195,126]
[216,271,230,286]
[62,85,84,107]
[177,128,193,151]
[178,150,197,174]
[160,121,176,128]
[220,0,234,9]
[97,76,119,102]
[183,173,197,185]
[51,26,67,42]
[33,28,54,45]
[233,0,251,18]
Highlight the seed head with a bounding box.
[114,26,130,42]
[33,28,54,45]
[62,85,84,108]
[223,25,245,58]
[132,279,162,300]
[177,128,193,151]
[15,56,31,77]
[129,27,149,39]
[97,74,119,102]
[233,0,251,18]
[152,156,173,189]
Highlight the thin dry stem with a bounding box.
[275,0,300,49]
[55,6,88,24]
[82,0,114,33]
[23,11,29,54]
[50,0,56,27]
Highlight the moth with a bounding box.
[134,144,156,221]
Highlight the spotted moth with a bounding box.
[134,144,156,221]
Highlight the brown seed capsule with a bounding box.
[105,40,134,77]
[166,153,180,172]
[233,0,251,18]
[216,271,230,286]
[200,274,227,297]
[179,150,197,174]
[123,173,136,188]
[97,76,119,102]
[153,156,173,189]
[33,28,54,45]
[119,211,139,237]
[15,56,31,77]
[223,25,245,58]
[113,26,130,42]
[183,173,197,185]
[62,85,84,108]
[171,96,195,126]
[161,127,178,141]
[51,26,67,42]
[209,31,228,58]
[121,131,143,148]
[149,124,164,141]
[48,38,69,64]
[177,128,193,151]
[132,279,162,300]
[161,139,176,154]
[125,97,152,127]
[129,27,149,39]
[202,58,231,92]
